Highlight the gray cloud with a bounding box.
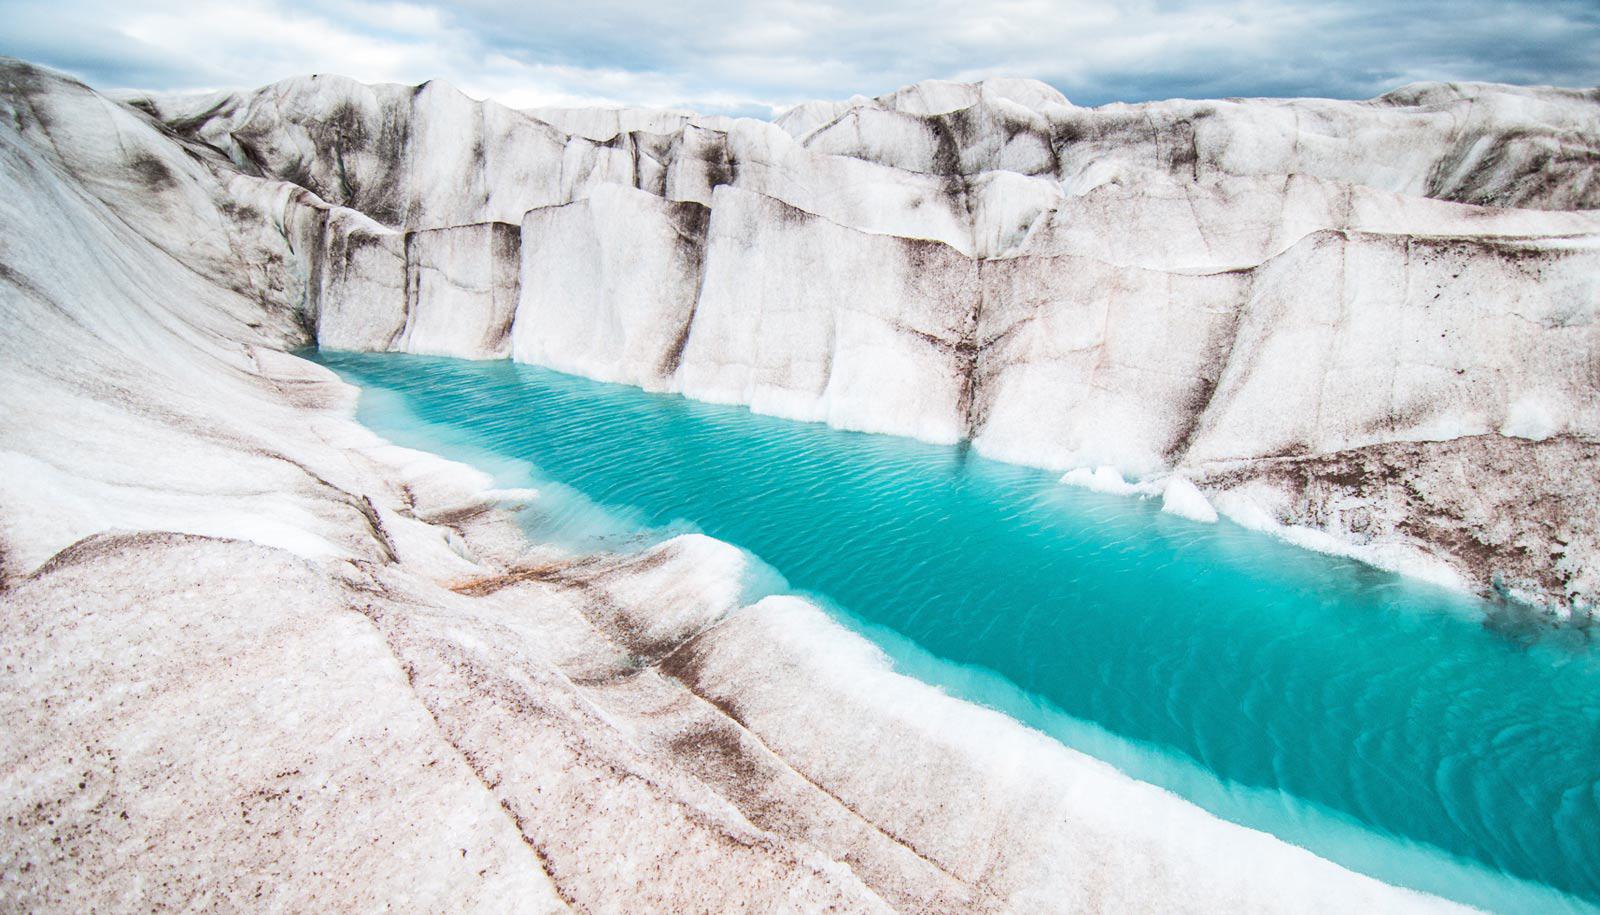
[2,0,1596,114]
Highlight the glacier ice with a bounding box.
[0,54,1594,910]
[1161,477,1219,523]
[140,64,1600,610]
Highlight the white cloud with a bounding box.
[3,0,1596,114]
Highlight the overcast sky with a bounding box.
[4,0,1597,115]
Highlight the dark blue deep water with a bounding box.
[312,350,1599,913]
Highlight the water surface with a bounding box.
[313,350,1599,913]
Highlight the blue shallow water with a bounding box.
[312,350,1599,913]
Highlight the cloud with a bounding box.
[3,0,1597,115]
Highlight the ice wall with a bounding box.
[143,68,1600,609]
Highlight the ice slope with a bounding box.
[134,67,1600,611]
[1,59,1475,911]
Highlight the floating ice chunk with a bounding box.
[1060,465,1140,495]
[1161,477,1219,523]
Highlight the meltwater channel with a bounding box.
[313,350,1599,914]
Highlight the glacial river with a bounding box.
[313,350,1599,914]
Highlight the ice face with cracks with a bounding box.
[1,55,1597,911]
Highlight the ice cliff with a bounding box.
[132,67,1600,612]
[0,54,1590,910]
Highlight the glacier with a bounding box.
[131,64,1600,612]
[0,53,1595,910]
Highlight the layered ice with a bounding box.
[0,54,1591,910]
[129,64,1600,610]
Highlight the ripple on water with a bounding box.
[313,350,1600,915]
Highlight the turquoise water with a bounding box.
[313,350,1599,913]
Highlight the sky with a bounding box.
[3,0,1597,116]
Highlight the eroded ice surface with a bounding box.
[2,57,1513,911]
[141,67,1600,611]
[316,349,1600,915]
